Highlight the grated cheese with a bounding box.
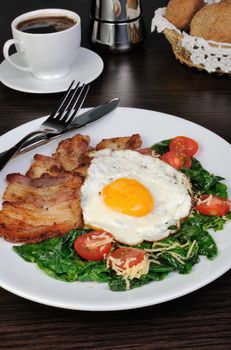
[147,257,161,265]
[186,240,197,259]
[107,254,150,290]
[169,251,185,265]
[145,241,188,253]
[145,239,198,266]
[197,194,213,206]
[85,232,114,250]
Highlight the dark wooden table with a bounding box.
[0,1,230,349]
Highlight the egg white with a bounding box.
[80,149,192,245]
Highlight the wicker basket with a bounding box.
[163,29,205,72]
[163,28,231,75]
[152,6,231,76]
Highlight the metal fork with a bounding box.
[0,81,90,171]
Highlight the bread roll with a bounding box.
[190,2,231,43]
[165,0,205,31]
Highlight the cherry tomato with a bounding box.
[196,194,230,216]
[108,247,146,270]
[170,136,199,156]
[159,150,192,170]
[137,148,153,155]
[74,230,113,261]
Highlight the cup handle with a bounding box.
[3,39,32,72]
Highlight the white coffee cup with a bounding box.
[3,8,81,80]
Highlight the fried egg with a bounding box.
[80,149,192,245]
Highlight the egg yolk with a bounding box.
[101,178,154,217]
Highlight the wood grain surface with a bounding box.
[0,1,230,349]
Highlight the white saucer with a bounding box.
[0,47,104,94]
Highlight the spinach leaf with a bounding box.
[156,247,198,274]
[151,139,171,155]
[207,182,228,199]
[148,236,200,275]
[78,260,110,282]
[14,236,84,282]
[189,211,231,232]
[174,212,218,260]
[108,266,171,292]
[13,228,110,283]
[181,158,225,196]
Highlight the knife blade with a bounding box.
[18,98,120,155]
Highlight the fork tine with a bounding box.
[67,83,86,113]
[60,83,86,123]
[72,84,90,112]
[54,82,81,120]
[57,82,82,121]
[61,84,90,124]
[48,80,75,120]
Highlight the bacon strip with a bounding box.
[27,134,92,179]
[26,154,63,178]
[95,134,142,151]
[0,173,83,243]
[54,134,91,172]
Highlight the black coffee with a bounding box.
[17,15,76,34]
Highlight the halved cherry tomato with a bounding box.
[74,230,113,261]
[196,194,230,216]
[108,247,146,270]
[170,136,199,156]
[137,148,153,155]
[159,150,192,170]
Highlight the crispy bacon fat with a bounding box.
[27,134,92,178]
[0,173,83,243]
[54,134,91,172]
[26,154,63,178]
[95,134,142,151]
[0,132,142,243]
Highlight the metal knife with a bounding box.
[18,97,120,155]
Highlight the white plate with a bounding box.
[0,107,230,311]
[0,47,104,93]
